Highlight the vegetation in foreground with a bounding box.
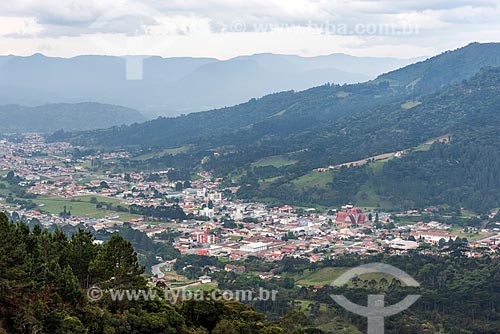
[3,212,500,333]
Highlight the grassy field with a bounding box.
[412,142,433,152]
[354,182,393,209]
[291,170,333,189]
[287,267,407,287]
[368,157,392,172]
[251,155,297,168]
[0,182,10,196]
[401,100,422,110]
[259,176,283,185]
[447,226,494,241]
[336,91,351,98]
[184,282,218,292]
[288,267,347,286]
[132,145,191,161]
[33,195,142,220]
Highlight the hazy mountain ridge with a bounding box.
[65,43,500,149]
[0,53,419,117]
[0,103,146,132]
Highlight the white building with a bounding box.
[240,242,268,253]
[388,238,419,250]
[199,275,212,284]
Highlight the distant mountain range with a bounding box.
[0,103,146,132]
[59,42,500,213]
[66,42,500,148]
[0,53,420,117]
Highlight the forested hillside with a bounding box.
[237,67,500,212]
[0,103,146,132]
[62,42,500,148]
[0,213,286,334]
[378,42,500,95]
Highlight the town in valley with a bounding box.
[2,134,499,287]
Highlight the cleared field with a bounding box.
[289,267,407,287]
[332,152,396,169]
[447,226,494,241]
[291,170,333,189]
[289,267,346,286]
[185,282,218,292]
[132,145,191,161]
[316,134,451,172]
[251,155,297,168]
[368,157,392,172]
[33,195,142,220]
[354,182,393,209]
[401,100,422,109]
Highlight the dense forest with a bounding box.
[237,67,500,213]
[0,213,290,334]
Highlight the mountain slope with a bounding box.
[234,66,500,211]
[0,103,146,132]
[0,53,416,116]
[65,42,500,150]
[377,42,500,94]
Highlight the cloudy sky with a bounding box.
[0,0,499,59]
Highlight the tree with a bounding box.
[438,238,447,248]
[212,319,238,334]
[90,235,145,289]
[56,316,87,334]
[67,229,99,288]
[280,311,311,334]
[0,213,30,313]
[175,182,183,191]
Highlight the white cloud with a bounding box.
[0,0,499,58]
[0,16,44,37]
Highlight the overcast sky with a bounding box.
[1,0,499,59]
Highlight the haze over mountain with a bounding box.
[59,42,500,212]
[0,103,146,132]
[66,43,500,147]
[0,53,420,117]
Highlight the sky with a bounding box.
[0,0,499,59]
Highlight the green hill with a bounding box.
[0,102,146,133]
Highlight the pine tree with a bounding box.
[66,229,99,288]
[90,235,145,289]
[0,213,30,320]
